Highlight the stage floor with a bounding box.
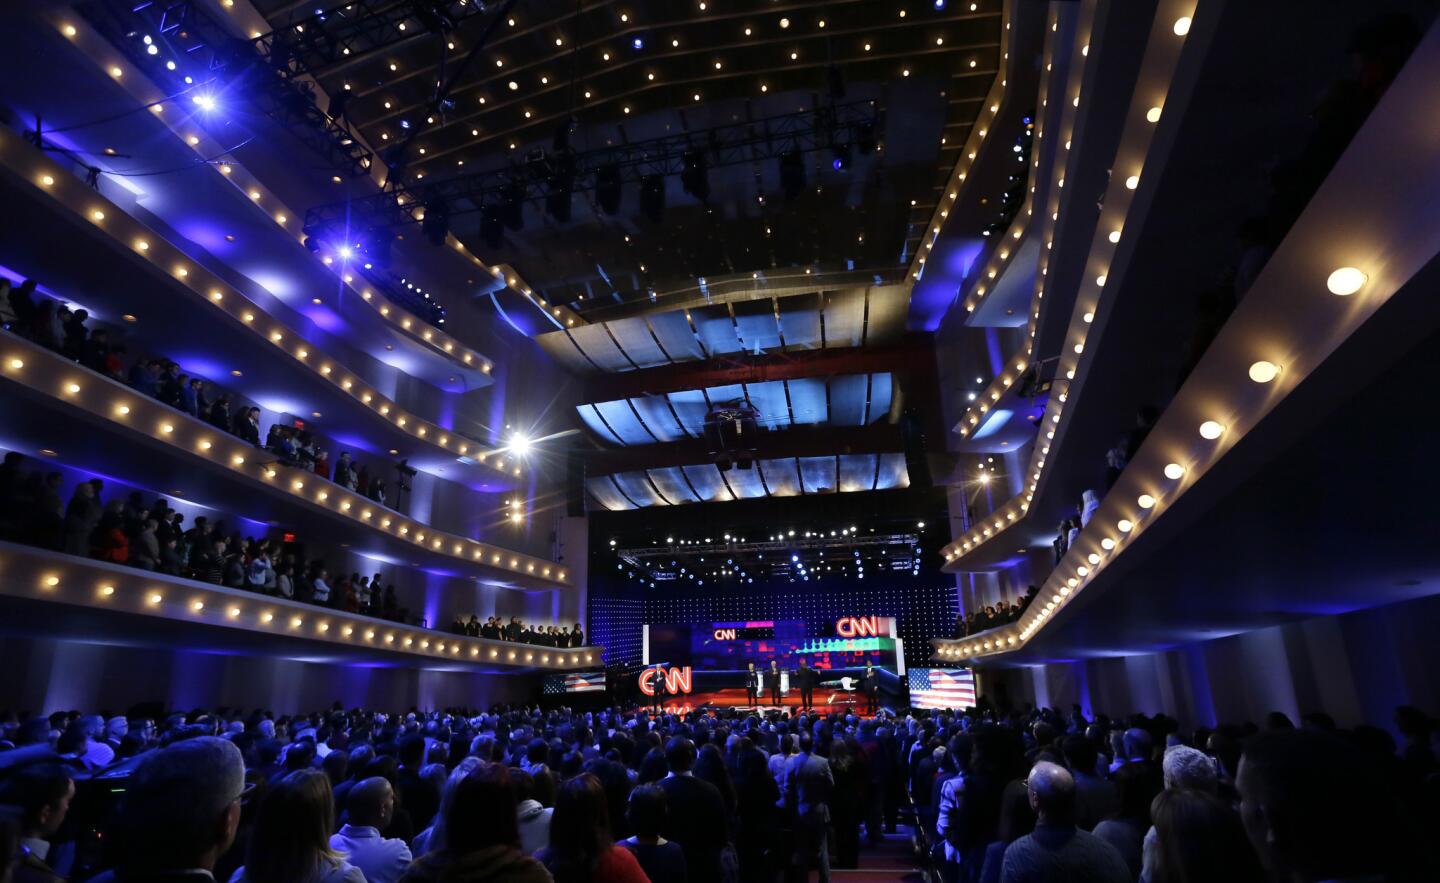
[646,686,882,715]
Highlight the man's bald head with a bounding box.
[1026,761,1077,825]
[347,776,395,829]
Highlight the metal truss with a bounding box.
[259,0,491,76]
[77,0,374,177]
[303,98,883,238]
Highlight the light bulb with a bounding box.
[1326,267,1366,296]
[1199,420,1225,440]
[1164,463,1185,480]
[1248,361,1280,383]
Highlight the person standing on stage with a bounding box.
[746,662,760,707]
[797,658,815,711]
[861,661,880,714]
[768,659,783,706]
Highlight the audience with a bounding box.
[0,700,1435,883]
[0,452,579,639]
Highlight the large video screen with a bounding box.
[646,619,899,671]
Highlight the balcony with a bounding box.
[935,16,1440,660]
[0,330,571,589]
[0,541,600,671]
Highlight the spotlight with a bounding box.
[831,143,852,172]
[631,36,645,50]
[337,244,354,259]
[192,92,219,112]
[507,433,532,456]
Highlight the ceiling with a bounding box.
[589,452,911,510]
[257,0,1005,309]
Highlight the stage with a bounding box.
[640,685,883,715]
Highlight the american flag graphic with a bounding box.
[907,668,977,710]
[543,672,607,694]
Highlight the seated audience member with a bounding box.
[330,777,412,883]
[230,768,364,883]
[0,763,75,882]
[399,764,551,883]
[412,757,484,857]
[1237,728,1421,882]
[1148,789,1263,883]
[104,736,246,882]
[620,783,687,883]
[999,761,1130,883]
[538,773,648,883]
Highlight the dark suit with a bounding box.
[796,666,816,710]
[861,668,880,713]
[746,668,761,706]
[767,666,783,705]
[659,773,730,883]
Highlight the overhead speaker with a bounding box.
[899,407,933,488]
[596,164,623,215]
[640,174,666,223]
[680,149,709,201]
[480,205,504,248]
[421,200,450,246]
[501,181,525,230]
[779,150,805,200]
[566,452,586,516]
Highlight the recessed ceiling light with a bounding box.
[231,369,242,376]
[38,449,57,457]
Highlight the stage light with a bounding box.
[192,93,219,112]
[1199,420,1225,440]
[1326,267,1366,296]
[508,433,532,456]
[1249,361,1280,383]
[338,245,354,259]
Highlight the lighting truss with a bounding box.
[303,99,884,241]
[258,1,492,76]
[616,532,918,568]
[77,0,374,177]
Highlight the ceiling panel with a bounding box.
[743,380,792,429]
[732,298,782,354]
[592,400,656,445]
[787,377,829,426]
[630,396,688,440]
[578,404,624,445]
[693,305,740,355]
[646,467,702,504]
[567,324,632,371]
[646,312,706,363]
[680,465,734,503]
[798,456,839,494]
[612,471,667,507]
[777,292,825,349]
[760,458,802,497]
[586,476,635,511]
[607,319,670,368]
[821,289,868,347]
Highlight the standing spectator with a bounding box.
[1061,735,1118,831]
[62,308,88,359]
[399,764,551,883]
[330,777,412,883]
[998,762,1129,883]
[132,517,160,570]
[1148,790,1263,883]
[108,737,246,880]
[0,764,75,882]
[658,737,730,883]
[539,773,649,883]
[230,769,364,883]
[62,481,101,556]
[783,731,834,883]
[621,783,687,883]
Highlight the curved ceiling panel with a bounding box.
[590,453,911,509]
[578,404,623,445]
[592,400,656,445]
[607,319,669,368]
[828,374,868,426]
[630,396,688,440]
[760,458,802,497]
[787,377,829,426]
[646,312,706,362]
[567,324,631,371]
[586,476,635,511]
[798,456,839,494]
[646,467,702,504]
[743,380,791,429]
[693,305,740,355]
[732,299,782,353]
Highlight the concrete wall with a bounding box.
[986,591,1440,734]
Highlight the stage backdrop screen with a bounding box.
[645,619,899,671]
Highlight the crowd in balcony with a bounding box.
[955,586,1037,638]
[0,697,1435,883]
[0,274,403,508]
[448,616,586,648]
[0,451,579,642]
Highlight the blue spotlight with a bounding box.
[338,244,354,259]
[192,92,219,112]
[631,36,645,50]
[934,0,946,7]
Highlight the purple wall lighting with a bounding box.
[908,238,984,331]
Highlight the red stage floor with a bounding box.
[645,686,881,715]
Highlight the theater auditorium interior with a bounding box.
[1,1,1438,882]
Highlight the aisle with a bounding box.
[831,827,927,883]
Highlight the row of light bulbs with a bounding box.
[10,123,529,482]
[31,567,594,667]
[942,4,1195,565]
[939,13,1370,658]
[937,262,1348,659]
[951,9,1086,441]
[908,13,1014,282]
[54,16,530,369]
[0,335,570,587]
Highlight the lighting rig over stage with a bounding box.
[608,526,927,586]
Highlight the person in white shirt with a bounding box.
[312,569,332,604]
[330,777,412,883]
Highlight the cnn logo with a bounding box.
[639,665,694,696]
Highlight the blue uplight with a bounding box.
[632,36,644,50]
